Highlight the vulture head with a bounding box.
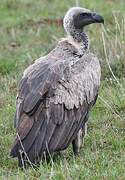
[63,7,104,54]
[63,7,104,35]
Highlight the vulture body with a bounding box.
[10,7,104,167]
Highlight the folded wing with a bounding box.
[11,43,101,166]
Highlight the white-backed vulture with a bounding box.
[10,7,104,167]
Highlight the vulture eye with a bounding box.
[81,13,89,17]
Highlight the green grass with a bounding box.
[0,0,125,179]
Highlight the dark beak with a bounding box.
[91,12,104,24]
[74,12,104,29]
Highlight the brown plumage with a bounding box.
[10,7,104,167]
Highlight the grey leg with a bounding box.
[72,122,87,155]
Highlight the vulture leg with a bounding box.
[72,128,83,154]
[72,113,89,155]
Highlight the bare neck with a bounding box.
[70,29,89,56]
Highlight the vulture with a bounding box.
[10,7,104,167]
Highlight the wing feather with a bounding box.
[11,41,101,166]
[26,117,48,162]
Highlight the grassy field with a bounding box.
[0,0,125,179]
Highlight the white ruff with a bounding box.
[67,35,83,53]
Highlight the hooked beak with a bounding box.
[74,11,104,29]
[91,12,104,24]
